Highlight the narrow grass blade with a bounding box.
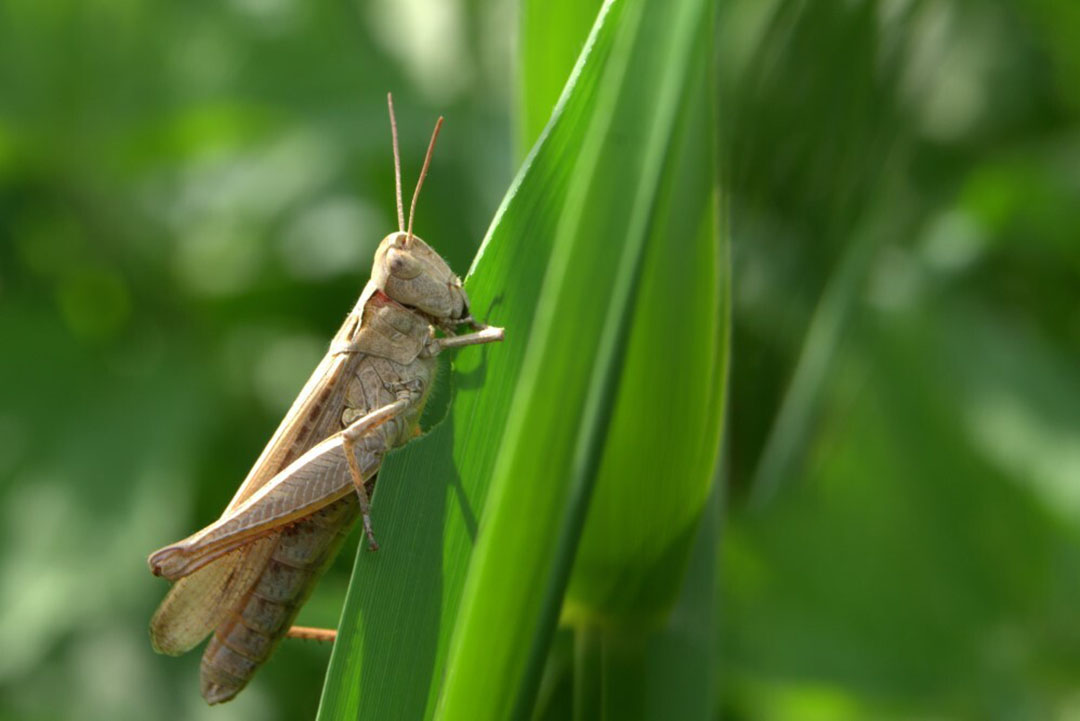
[436,0,720,718]
[517,0,603,158]
[317,0,721,718]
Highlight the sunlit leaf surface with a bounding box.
[318,0,723,718]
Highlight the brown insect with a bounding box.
[147,94,504,704]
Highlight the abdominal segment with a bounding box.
[198,496,361,705]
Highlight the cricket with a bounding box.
[147,94,504,705]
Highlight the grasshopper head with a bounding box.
[375,97,468,322]
[372,231,469,322]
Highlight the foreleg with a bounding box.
[424,325,504,356]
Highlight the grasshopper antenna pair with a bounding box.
[387,92,443,246]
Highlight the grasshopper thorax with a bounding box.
[371,231,469,323]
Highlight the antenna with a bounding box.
[406,116,444,244]
[386,93,405,233]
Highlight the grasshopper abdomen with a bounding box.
[201,497,361,704]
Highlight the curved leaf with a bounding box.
[317,0,723,718]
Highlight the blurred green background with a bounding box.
[1,0,1079,720]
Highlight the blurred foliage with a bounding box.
[1,0,1079,719]
[718,1,1080,720]
[516,0,602,157]
[0,1,511,719]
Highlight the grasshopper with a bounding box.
[147,94,504,705]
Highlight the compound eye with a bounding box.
[386,247,421,279]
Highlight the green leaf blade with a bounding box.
[317,0,723,718]
[517,0,604,157]
[437,0,722,717]
[565,15,727,625]
[316,3,626,718]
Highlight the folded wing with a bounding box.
[149,537,276,655]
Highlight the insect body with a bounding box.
[147,96,503,704]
